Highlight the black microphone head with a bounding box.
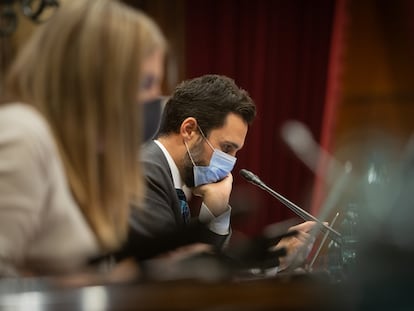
[239,169,250,179]
[239,169,254,181]
[239,169,262,185]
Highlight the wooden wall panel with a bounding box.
[334,0,414,166]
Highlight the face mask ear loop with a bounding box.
[184,140,197,167]
[197,125,215,151]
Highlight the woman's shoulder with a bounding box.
[0,103,50,132]
[0,103,59,171]
[0,103,55,148]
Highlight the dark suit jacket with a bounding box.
[129,140,229,250]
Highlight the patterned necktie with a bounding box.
[176,188,191,223]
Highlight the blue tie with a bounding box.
[176,188,190,223]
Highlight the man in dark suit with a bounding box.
[130,74,252,247]
[129,74,315,269]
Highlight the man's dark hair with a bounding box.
[157,74,256,137]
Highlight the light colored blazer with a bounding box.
[0,103,100,276]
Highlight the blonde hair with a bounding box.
[5,0,166,251]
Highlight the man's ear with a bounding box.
[180,117,198,141]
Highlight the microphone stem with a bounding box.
[257,183,342,242]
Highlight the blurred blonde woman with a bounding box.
[0,0,166,276]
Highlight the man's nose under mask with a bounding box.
[185,141,237,187]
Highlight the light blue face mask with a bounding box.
[185,127,237,187]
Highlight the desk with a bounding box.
[0,274,350,310]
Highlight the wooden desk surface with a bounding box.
[0,273,350,310]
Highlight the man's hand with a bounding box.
[275,221,317,271]
[192,173,233,216]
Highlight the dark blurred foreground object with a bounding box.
[0,0,59,36]
[343,136,414,310]
[98,219,298,282]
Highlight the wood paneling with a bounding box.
[334,0,414,164]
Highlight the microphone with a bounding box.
[239,169,342,242]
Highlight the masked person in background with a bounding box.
[142,97,166,143]
[128,74,316,270]
[0,0,166,277]
[138,33,166,143]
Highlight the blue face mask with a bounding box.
[185,127,237,187]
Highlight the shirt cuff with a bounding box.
[198,203,231,235]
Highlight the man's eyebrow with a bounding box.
[221,141,240,150]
